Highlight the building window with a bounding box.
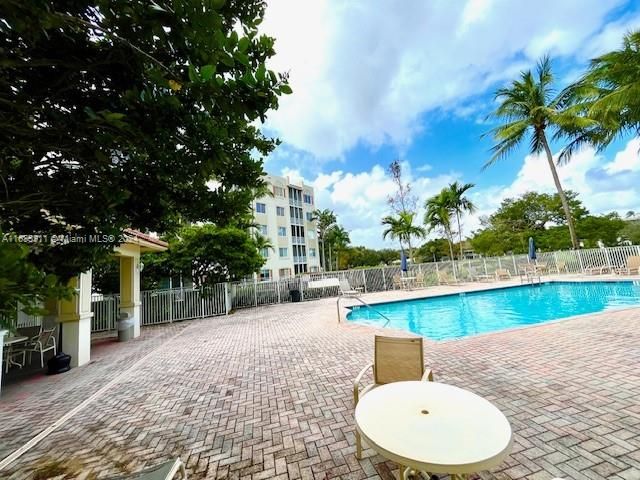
[256,203,266,213]
[260,247,269,258]
[308,230,316,240]
[259,269,272,281]
[305,212,313,221]
[273,186,286,197]
[303,193,313,204]
[276,206,285,216]
[278,226,287,237]
[309,248,316,257]
[279,268,291,278]
[259,224,268,235]
[279,247,288,258]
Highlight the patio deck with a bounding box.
[1,279,639,479]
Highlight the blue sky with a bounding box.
[260,0,640,248]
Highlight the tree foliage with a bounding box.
[0,0,288,320]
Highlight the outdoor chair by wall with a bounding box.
[20,327,56,368]
[437,270,459,285]
[614,255,640,275]
[353,335,434,459]
[495,268,512,280]
[105,458,187,479]
[468,267,493,282]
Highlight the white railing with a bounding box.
[29,245,640,332]
[225,245,640,309]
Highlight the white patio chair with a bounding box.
[20,327,57,368]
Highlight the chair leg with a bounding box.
[40,349,44,368]
[355,430,362,460]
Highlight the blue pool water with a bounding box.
[346,281,640,340]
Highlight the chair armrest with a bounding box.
[353,363,373,405]
[421,368,434,382]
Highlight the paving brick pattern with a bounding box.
[1,287,639,479]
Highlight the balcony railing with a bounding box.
[290,217,303,226]
[293,255,307,264]
[292,236,305,245]
[289,198,302,207]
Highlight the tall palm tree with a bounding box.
[484,57,581,249]
[446,182,476,259]
[326,225,350,270]
[381,211,425,263]
[310,209,336,271]
[424,191,456,262]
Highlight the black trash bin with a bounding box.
[290,289,301,302]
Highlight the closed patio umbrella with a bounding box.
[528,237,537,262]
[401,252,408,273]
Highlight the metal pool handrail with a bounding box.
[336,295,393,327]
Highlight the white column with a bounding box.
[120,253,141,337]
[58,271,93,367]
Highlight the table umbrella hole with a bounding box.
[421,409,429,415]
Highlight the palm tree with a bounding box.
[326,225,350,270]
[424,191,456,262]
[310,209,336,271]
[562,30,640,150]
[252,233,273,257]
[446,182,476,259]
[484,57,581,249]
[381,211,425,263]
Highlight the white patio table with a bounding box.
[355,381,513,480]
[3,335,28,373]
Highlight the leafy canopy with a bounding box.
[0,0,288,323]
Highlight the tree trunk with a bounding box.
[328,244,333,272]
[407,237,414,265]
[541,132,579,249]
[320,237,326,271]
[456,210,464,259]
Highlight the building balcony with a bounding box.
[292,236,305,245]
[289,199,302,207]
[293,255,307,264]
[290,217,303,226]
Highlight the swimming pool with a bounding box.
[346,281,640,340]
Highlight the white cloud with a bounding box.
[283,163,458,248]
[262,0,629,159]
[472,138,640,233]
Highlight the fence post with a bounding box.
[277,280,281,304]
[512,254,517,272]
[201,288,205,318]
[577,249,584,273]
[553,251,559,274]
[451,261,458,282]
[603,247,612,270]
[362,269,367,293]
[224,283,231,314]
[168,289,173,323]
[483,258,488,276]
[636,245,640,257]
[497,257,502,269]
[253,276,258,307]
[382,267,387,291]
[300,276,305,301]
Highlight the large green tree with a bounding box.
[484,57,586,249]
[0,0,288,324]
[325,225,350,270]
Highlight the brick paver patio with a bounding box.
[1,284,640,479]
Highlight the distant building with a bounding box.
[252,174,321,281]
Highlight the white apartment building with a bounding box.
[252,174,321,281]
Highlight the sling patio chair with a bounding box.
[614,255,640,275]
[18,326,57,368]
[353,335,434,459]
[468,267,493,282]
[437,270,461,285]
[584,263,610,275]
[495,268,512,280]
[339,278,363,297]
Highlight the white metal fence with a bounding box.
[225,245,640,309]
[89,284,227,332]
[12,245,640,333]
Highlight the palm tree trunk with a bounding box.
[456,210,464,259]
[320,237,325,271]
[407,237,414,265]
[541,132,579,249]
